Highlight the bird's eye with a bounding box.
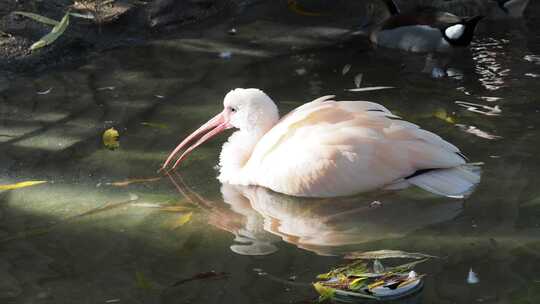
[230,107,237,113]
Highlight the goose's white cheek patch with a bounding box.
[445,24,465,40]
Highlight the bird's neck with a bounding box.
[217,128,269,185]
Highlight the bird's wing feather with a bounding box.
[246,99,464,197]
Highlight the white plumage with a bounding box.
[162,89,480,198]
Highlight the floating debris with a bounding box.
[314,258,428,302]
[525,73,540,78]
[106,177,161,187]
[155,95,165,99]
[342,64,352,75]
[455,101,501,116]
[37,88,53,95]
[434,109,456,124]
[219,51,233,59]
[97,86,116,91]
[228,28,237,35]
[102,127,120,150]
[105,299,121,304]
[456,124,502,140]
[170,212,193,229]
[295,68,307,76]
[172,271,228,286]
[346,86,395,92]
[467,268,479,284]
[140,122,169,129]
[369,200,382,208]
[354,73,363,88]
[0,181,47,191]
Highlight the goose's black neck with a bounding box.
[382,0,400,16]
[443,16,484,47]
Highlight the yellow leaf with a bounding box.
[0,181,47,191]
[102,127,120,150]
[434,109,456,124]
[313,282,336,302]
[30,12,70,51]
[13,11,60,26]
[170,212,192,229]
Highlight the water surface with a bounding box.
[1,2,540,303]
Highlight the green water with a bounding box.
[1,2,540,303]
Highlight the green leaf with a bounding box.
[344,249,438,260]
[12,11,59,26]
[349,277,367,290]
[313,282,336,302]
[30,12,70,51]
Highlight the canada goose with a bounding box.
[368,0,484,53]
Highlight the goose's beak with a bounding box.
[161,110,232,172]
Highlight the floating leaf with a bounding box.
[346,86,395,92]
[434,108,455,124]
[0,181,47,191]
[135,271,153,290]
[102,127,120,150]
[107,177,161,187]
[171,212,192,229]
[13,11,59,26]
[140,122,169,129]
[345,250,438,260]
[313,282,336,302]
[30,12,70,51]
[349,277,367,290]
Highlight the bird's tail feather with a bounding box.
[407,164,481,198]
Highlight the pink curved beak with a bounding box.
[161,110,231,172]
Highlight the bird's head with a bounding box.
[161,88,279,171]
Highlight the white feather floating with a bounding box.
[346,86,395,92]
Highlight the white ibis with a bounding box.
[162,88,480,198]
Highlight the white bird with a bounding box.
[162,88,480,198]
